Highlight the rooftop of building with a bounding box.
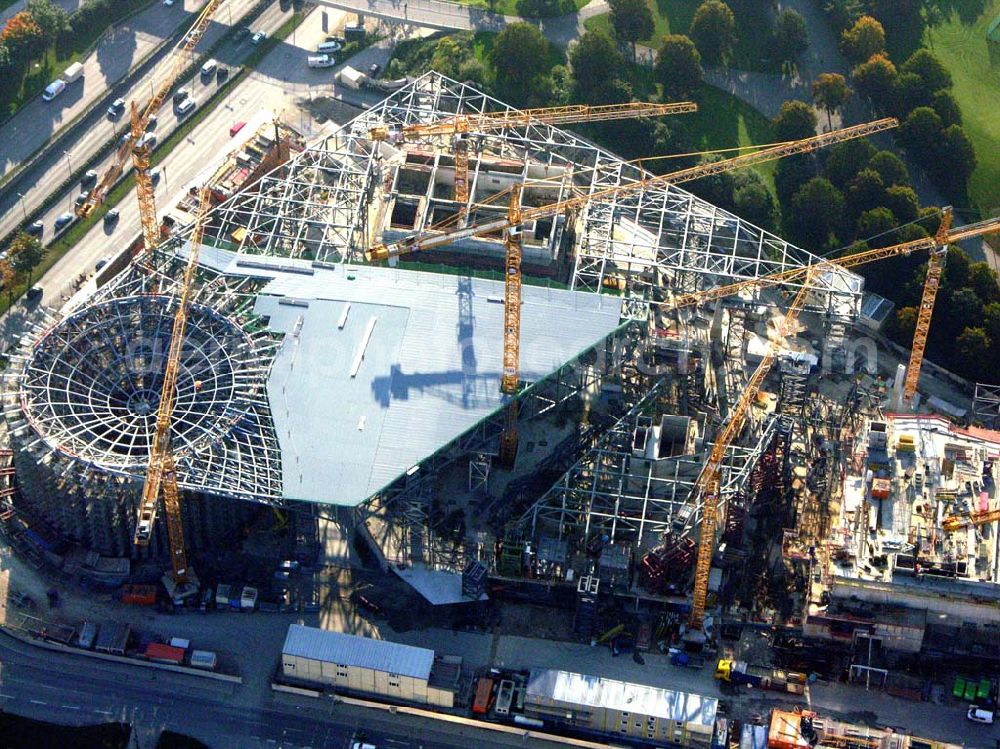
[282,624,435,680]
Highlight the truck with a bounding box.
[240,585,258,611]
[61,61,84,83]
[670,650,706,669]
[144,643,185,664]
[472,676,495,715]
[215,583,232,608]
[714,659,807,694]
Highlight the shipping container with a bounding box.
[122,584,157,606]
[77,621,98,650]
[472,677,494,715]
[144,643,185,664]
[240,585,258,611]
[189,649,218,670]
[169,637,191,650]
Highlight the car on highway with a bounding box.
[103,209,120,226]
[107,97,126,119]
[136,132,157,149]
[27,221,44,236]
[95,256,111,270]
[42,79,66,101]
[176,97,196,117]
[967,706,994,724]
[216,65,229,81]
[173,87,190,104]
[200,58,217,78]
[150,167,162,184]
[81,169,98,186]
[250,31,266,45]
[147,114,158,130]
[55,212,74,232]
[74,192,89,208]
[26,286,43,302]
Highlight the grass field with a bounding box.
[584,0,779,72]
[925,0,1000,216]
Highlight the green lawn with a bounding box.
[584,0,779,72]
[925,0,1000,216]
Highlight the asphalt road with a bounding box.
[0,629,570,749]
[34,7,388,308]
[0,0,263,240]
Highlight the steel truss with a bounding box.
[972,383,1000,430]
[520,380,779,556]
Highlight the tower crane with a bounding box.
[942,507,1000,533]
[686,269,819,633]
[370,101,699,211]
[367,118,897,463]
[133,185,212,589]
[77,0,224,249]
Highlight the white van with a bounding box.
[200,58,217,77]
[316,40,342,54]
[42,79,66,101]
[307,54,335,68]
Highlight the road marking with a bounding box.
[61,705,80,710]
[94,709,113,715]
[29,699,46,705]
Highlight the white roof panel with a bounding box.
[282,624,434,680]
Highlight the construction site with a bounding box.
[2,61,1000,743]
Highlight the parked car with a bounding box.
[107,97,126,119]
[27,221,44,236]
[307,54,335,68]
[54,212,74,231]
[103,209,120,225]
[316,40,342,54]
[176,97,196,116]
[369,63,381,78]
[967,707,995,724]
[26,286,43,302]
[250,31,266,45]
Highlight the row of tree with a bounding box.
[1,233,45,305]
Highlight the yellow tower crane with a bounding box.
[133,186,212,590]
[77,0,224,249]
[942,507,1000,533]
[369,101,699,210]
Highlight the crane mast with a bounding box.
[133,186,212,585]
[688,271,818,632]
[77,0,224,221]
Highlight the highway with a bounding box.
[0,0,264,241]
[32,5,383,308]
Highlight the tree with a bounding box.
[6,232,44,286]
[942,246,972,291]
[689,0,736,65]
[688,155,736,210]
[608,0,653,61]
[491,23,550,101]
[883,185,919,224]
[851,53,896,104]
[569,31,625,103]
[787,177,844,248]
[774,154,816,205]
[984,302,1000,346]
[937,124,977,190]
[891,72,933,117]
[772,8,808,61]
[856,206,897,242]
[1,11,44,65]
[901,49,951,93]
[840,15,884,65]
[430,37,467,81]
[811,72,852,129]
[823,138,877,189]
[891,306,918,342]
[654,34,702,99]
[846,168,886,224]
[968,263,1000,304]
[955,327,991,381]
[25,0,68,41]
[732,171,777,230]
[930,90,962,128]
[772,100,817,142]
[867,150,908,186]
[899,106,943,158]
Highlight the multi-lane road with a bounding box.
[0,0,265,241]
